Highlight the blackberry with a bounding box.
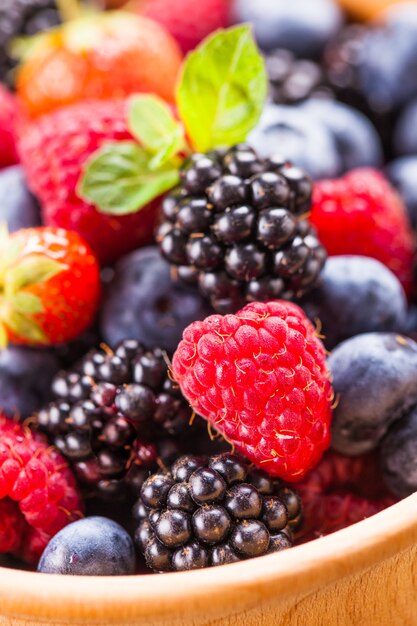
[157,146,326,314]
[134,453,302,572]
[0,0,61,86]
[35,340,195,500]
[265,49,331,105]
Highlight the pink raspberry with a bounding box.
[296,451,396,539]
[172,301,333,481]
[0,85,19,169]
[0,415,83,563]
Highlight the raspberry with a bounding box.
[0,414,83,563]
[18,99,158,264]
[296,451,396,539]
[172,301,333,482]
[139,0,231,53]
[310,169,415,294]
[0,85,19,169]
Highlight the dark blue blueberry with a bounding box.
[356,14,417,111]
[100,247,213,354]
[232,0,343,57]
[380,406,417,498]
[300,99,383,172]
[329,333,417,456]
[386,156,417,229]
[300,256,407,350]
[248,104,341,180]
[0,166,41,232]
[393,99,417,156]
[37,517,136,576]
[0,345,60,418]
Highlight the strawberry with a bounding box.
[16,11,182,119]
[0,226,100,346]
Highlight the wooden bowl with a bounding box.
[0,494,416,626]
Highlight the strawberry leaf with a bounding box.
[78,141,180,216]
[4,310,47,344]
[176,25,267,152]
[5,256,66,295]
[12,292,43,315]
[128,94,185,168]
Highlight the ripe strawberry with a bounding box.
[0,414,83,563]
[138,0,231,53]
[296,451,396,539]
[310,168,415,294]
[18,99,160,264]
[0,226,100,346]
[0,85,19,169]
[172,300,333,482]
[16,12,182,119]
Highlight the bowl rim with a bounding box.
[0,494,416,623]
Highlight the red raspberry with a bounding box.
[310,168,415,294]
[0,85,19,169]
[0,415,83,563]
[138,0,231,53]
[296,451,396,539]
[17,99,158,264]
[172,301,333,481]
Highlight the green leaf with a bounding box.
[176,25,267,152]
[78,141,180,216]
[0,323,7,349]
[128,94,185,167]
[12,292,43,315]
[4,310,47,344]
[5,256,66,295]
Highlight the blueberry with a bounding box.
[329,333,417,456]
[393,99,417,156]
[0,166,41,232]
[357,15,417,111]
[300,99,383,173]
[249,104,341,180]
[0,345,60,418]
[232,0,343,57]
[300,256,407,349]
[386,156,417,229]
[37,517,136,576]
[100,247,212,354]
[380,406,417,498]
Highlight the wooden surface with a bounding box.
[0,494,416,625]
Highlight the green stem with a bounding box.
[55,0,82,21]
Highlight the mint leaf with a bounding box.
[128,94,185,168]
[78,141,180,216]
[176,25,267,152]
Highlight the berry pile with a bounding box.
[158,146,326,313]
[134,453,301,571]
[36,340,193,500]
[0,0,416,584]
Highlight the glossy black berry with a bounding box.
[158,147,326,313]
[35,341,194,501]
[134,453,300,572]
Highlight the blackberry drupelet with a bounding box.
[134,453,302,572]
[157,146,326,314]
[35,340,194,500]
[266,49,331,105]
[0,0,61,86]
